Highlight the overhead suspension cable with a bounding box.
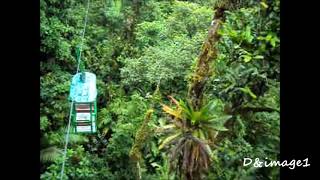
[59,0,91,179]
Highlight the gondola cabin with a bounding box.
[69,72,97,133]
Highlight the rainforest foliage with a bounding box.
[40,0,280,179]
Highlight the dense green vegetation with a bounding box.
[40,0,280,179]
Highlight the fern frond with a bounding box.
[40,146,62,163]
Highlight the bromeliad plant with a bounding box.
[158,96,232,180]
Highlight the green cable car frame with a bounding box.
[69,72,98,134]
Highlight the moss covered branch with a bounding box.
[130,109,154,161]
[188,7,226,110]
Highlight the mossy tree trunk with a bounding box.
[129,109,154,180]
[124,0,141,43]
[188,7,226,110]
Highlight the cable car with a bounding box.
[69,72,97,133]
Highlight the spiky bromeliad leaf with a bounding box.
[156,124,176,133]
[178,100,193,118]
[193,129,206,141]
[191,111,202,125]
[211,125,228,131]
[160,97,233,178]
[208,115,232,123]
[170,135,212,178]
[199,101,215,116]
[40,146,62,163]
[205,115,232,131]
[161,104,183,120]
[170,136,188,162]
[168,95,180,106]
[159,132,182,150]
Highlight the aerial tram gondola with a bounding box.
[69,71,98,134]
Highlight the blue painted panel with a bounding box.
[69,72,97,102]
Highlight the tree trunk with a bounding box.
[129,109,154,180]
[188,8,226,110]
[124,0,141,42]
